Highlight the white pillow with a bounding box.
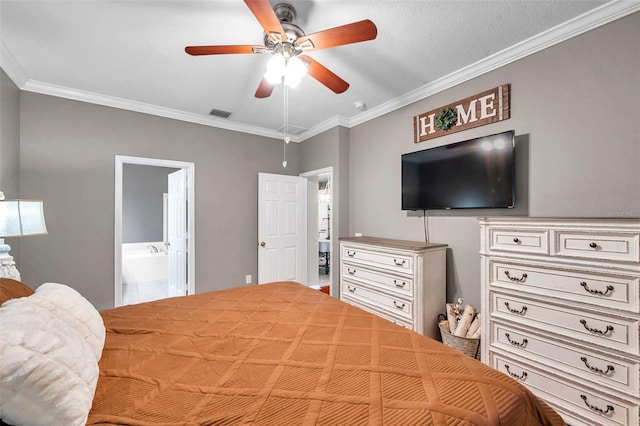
[31,282,105,361]
[0,296,99,426]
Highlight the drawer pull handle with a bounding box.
[393,301,406,309]
[580,281,614,296]
[513,238,520,243]
[580,319,614,336]
[393,259,406,267]
[589,242,598,249]
[504,271,528,282]
[504,302,527,315]
[393,280,406,288]
[346,250,356,257]
[580,395,614,415]
[580,357,615,375]
[505,333,528,347]
[347,285,356,293]
[504,364,527,381]
[347,268,356,275]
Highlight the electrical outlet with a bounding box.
[245,275,252,284]
[355,232,363,237]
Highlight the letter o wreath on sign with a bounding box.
[435,108,457,131]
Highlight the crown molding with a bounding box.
[301,115,350,140]
[0,42,28,87]
[3,1,637,143]
[300,0,640,140]
[19,79,295,141]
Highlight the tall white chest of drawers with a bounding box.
[479,217,640,426]
[339,237,447,339]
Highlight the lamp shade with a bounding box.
[264,53,286,84]
[283,56,308,88]
[264,54,309,87]
[0,199,48,237]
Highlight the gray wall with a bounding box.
[348,13,640,309]
[0,69,22,266]
[17,93,299,309]
[299,126,350,295]
[122,164,179,243]
[0,70,20,195]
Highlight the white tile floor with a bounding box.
[318,255,330,286]
[122,280,169,305]
[318,272,330,285]
[123,273,329,306]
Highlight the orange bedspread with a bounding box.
[88,281,563,425]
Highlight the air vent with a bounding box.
[209,108,232,119]
[278,125,307,135]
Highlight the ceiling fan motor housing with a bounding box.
[264,3,305,48]
[274,3,296,23]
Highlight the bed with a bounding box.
[0,278,564,425]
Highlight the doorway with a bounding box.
[256,168,333,293]
[300,167,333,294]
[114,155,195,307]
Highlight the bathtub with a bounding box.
[122,242,168,285]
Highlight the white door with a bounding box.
[258,173,305,284]
[167,169,187,296]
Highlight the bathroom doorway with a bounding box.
[300,167,333,294]
[114,156,195,307]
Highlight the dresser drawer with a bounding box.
[555,230,640,263]
[342,264,413,297]
[491,292,639,356]
[492,354,637,426]
[491,261,639,313]
[342,281,412,321]
[344,297,414,329]
[489,228,549,254]
[551,405,595,426]
[491,322,639,396]
[342,245,413,274]
[390,319,413,329]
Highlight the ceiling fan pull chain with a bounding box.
[282,85,290,167]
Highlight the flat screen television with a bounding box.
[401,130,515,210]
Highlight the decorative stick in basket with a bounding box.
[466,314,481,338]
[446,303,458,333]
[454,305,477,337]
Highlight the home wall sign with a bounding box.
[413,84,510,143]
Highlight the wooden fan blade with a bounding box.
[296,19,377,51]
[300,55,349,94]
[244,0,286,42]
[255,77,275,98]
[185,45,268,55]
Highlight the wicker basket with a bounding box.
[438,321,480,359]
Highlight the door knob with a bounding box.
[260,241,266,247]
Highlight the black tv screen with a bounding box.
[402,130,515,210]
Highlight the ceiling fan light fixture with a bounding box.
[264,53,308,87]
[265,52,286,84]
[284,76,301,88]
[283,56,308,87]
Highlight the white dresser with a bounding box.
[339,237,447,339]
[479,217,640,426]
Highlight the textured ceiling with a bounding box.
[2,0,632,141]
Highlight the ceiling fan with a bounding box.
[185,0,378,98]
